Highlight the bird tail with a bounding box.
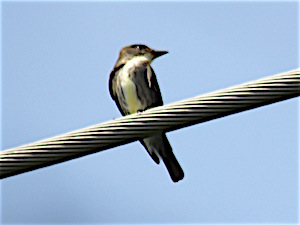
[141,134,184,182]
[160,134,184,182]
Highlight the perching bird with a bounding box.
[109,44,184,182]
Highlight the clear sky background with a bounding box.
[1,1,299,224]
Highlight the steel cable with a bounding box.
[1,68,299,179]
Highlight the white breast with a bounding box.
[118,56,148,114]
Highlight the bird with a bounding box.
[109,44,184,182]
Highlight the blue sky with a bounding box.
[1,1,299,224]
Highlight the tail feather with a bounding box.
[162,155,184,182]
[141,133,184,182]
[160,135,184,182]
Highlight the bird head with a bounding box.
[115,44,168,67]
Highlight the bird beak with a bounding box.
[152,50,168,59]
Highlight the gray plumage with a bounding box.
[109,44,184,182]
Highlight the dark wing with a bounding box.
[144,66,164,108]
[140,140,160,164]
[109,64,122,100]
[109,64,126,116]
[139,65,164,163]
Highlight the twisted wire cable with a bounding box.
[1,68,299,179]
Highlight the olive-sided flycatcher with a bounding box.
[109,44,184,182]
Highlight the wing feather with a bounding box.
[109,64,126,116]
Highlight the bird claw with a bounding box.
[137,109,144,115]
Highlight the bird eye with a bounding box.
[135,45,140,50]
